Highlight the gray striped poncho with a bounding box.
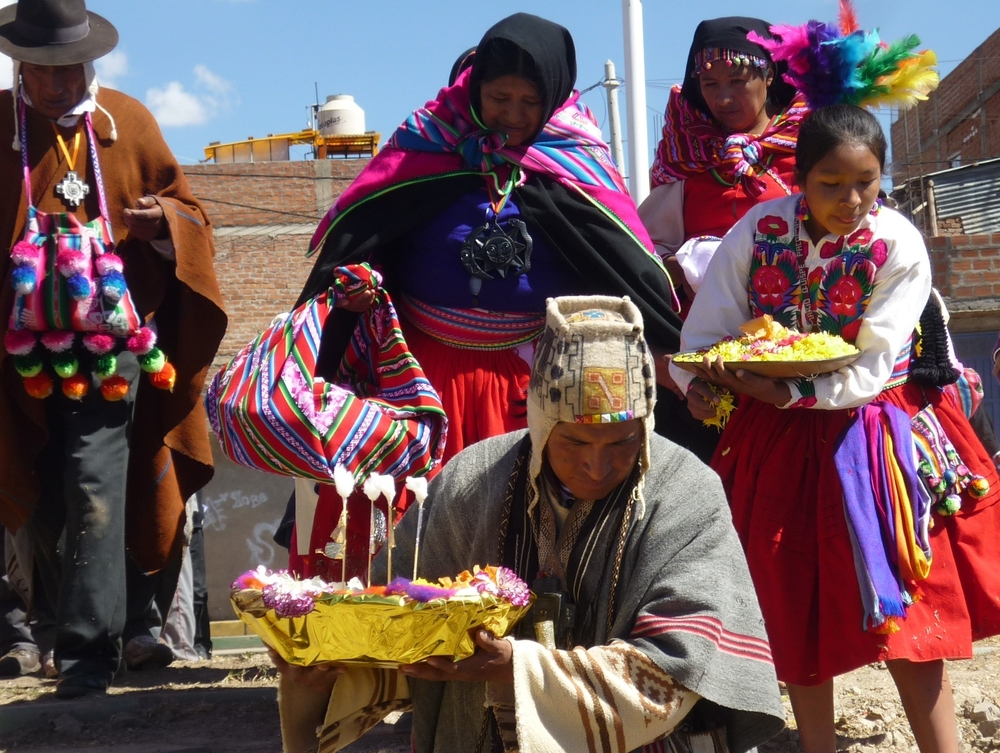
[376,430,784,753]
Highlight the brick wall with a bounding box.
[210,228,316,368]
[928,234,1000,333]
[891,27,1000,182]
[186,159,368,227]
[184,158,371,367]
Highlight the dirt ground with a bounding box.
[3,638,1000,752]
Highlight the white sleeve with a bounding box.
[637,182,686,258]
[668,213,757,394]
[801,214,931,409]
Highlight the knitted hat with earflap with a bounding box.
[527,296,656,513]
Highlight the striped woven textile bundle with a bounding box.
[206,265,447,484]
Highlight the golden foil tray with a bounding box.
[232,588,532,667]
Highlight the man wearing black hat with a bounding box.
[0,0,227,697]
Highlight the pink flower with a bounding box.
[495,567,531,606]
[870,239,888,267]
[757,216,789,237]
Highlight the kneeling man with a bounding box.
[275,296,784,753]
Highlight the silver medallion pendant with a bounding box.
[55,171,90,208]
[460,219,533,281]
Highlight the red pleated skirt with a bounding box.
[400,317,531,463]
[712,381,1000,686]
[289,315,532,579]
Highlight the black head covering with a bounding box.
[448,47,477,87]
[679,16,796,120]
[469,13,576,139]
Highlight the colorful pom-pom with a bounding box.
[969,476,990,499]
[127,327,156,355]
[55,249,89,277]
[13,353,43,378]
[100,271,127,303]
[138,347,166,373]
[95,253,124,275]
[66,273,92,301]
[94,353,118,380]
[4,329,37,356]
[100,375,130,401]
[942,468,958,486]
[82,333,115,355]
[11,265,37,295]
[10,240,42,265]
[928,476,946,494]
[148,361,176,391]
[51,351,79,379]
[23,372,53,399]
[956,464,970,478]
[61,373,89,401]
[40,331,75,353]
[936,495,962,516]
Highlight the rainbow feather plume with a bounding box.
[749,8,939,110]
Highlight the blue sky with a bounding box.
[3,0,998,176]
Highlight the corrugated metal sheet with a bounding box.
[930,160,1000,235]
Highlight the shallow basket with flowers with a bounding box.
[672,315,860,379]
[231,565,533,668]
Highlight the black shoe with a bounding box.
[54,674,109,699]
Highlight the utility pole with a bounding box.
[622,0,649,203]
[603,60,625,177]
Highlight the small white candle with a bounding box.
[405,476,429,580]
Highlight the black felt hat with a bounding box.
[0,0,118,66]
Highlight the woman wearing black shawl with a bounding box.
[298,13,681,467]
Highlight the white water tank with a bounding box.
[317,95,365,137]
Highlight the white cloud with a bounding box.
[145,65,237,128]
[95,50,129,89]
[145,81,209,127]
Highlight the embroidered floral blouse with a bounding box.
[671,194,931,410]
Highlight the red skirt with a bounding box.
[712,381,1000,686]
[400,317,531,463]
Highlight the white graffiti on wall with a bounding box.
[247,520,282,567]
[202,489,270,532]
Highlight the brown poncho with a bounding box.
[0,88,227,571]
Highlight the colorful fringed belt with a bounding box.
[396,294,544,351]
[835,402,933,634]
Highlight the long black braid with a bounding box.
[910,294,960,387]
